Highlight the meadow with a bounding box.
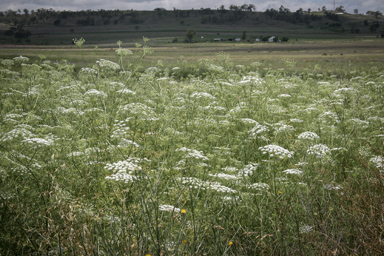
[0,36,384,255]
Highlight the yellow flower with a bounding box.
[278,191,283,194]
[182,239,187,243]
[145,254,151,256]
[181,209,187,214]
[228,241,233,246]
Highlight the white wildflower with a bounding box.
[299,225,313,234]
[22,138,53,146]
[324,184,342,190]
[116,88,136,94]
[80,67,98,75]
[159,205,180,213]
[1,59,14,67]
[84,89,107,97]
[241,118,258,124]
[1,128,35,142]
[190,92,215,99]
[283,169,303,175]
[248,183,270,190]
[105,172,137,183]
[96,59,120,71]
[238,163,258,176]
[67,152,84,157]
[298,131,320,140]
[104,160,142,173]
[277,94,291,98]
[370,156,383,169]
[209,173,239,180]
[259,145,294,159]
[13,55,30,63]
[118,139,140,148]
[307,144,331,158]
[116,48,133,56]
[209,182,236,193]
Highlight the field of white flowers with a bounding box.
[1,40,384,255]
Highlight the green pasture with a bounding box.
[0,38,383,75]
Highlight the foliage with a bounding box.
[0,38,384,255]
[185,29,197,41]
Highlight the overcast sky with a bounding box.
[1,0,383,15]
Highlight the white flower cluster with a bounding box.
[85,147,101,154]
[22,138,54,146]
[247,183,270,190]
[159,205,180,213]
[277,94,292,98]
[105,172,137,183]
[56,107,84,115]
[299,225,313,234]
[221,166,237,172]
[207,64,225,73]
[1,59,14,67]
[176,147,209,161]
[290,118,303,123]
[103,215,121,223]
[13,55,30,63]
[119,103,158,120]
[104,158,149,183]
[1,128,35,142]
[248,124,269,136]
[202,105,226,112]
[274,124,295,134]
[241,118,258,124]
[208,173,239,180]
[348,118,369,128]
[209,182,237,193]
[239,75,264,85]
[298,131,320,140]
[80,67,98,75]
[116,48,133,56]
[178,177,207,189]
[333,87,353,94]
[190,92,216,99]
[319,111,340,123]
[118,138,140,148]
[307,144,331,158]
[104,160,142,173]
[84,89,107,97]
[370,156,383,169]
[67,151,84,157]
[116,88,136,94]
[259,145,294,159]
[111,119,130,138]
[96,59,120,71]
[324,184,342,190]
[283,169,303,175]
[238,163,258,176]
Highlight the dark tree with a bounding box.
[241,31,246,40]
[335,6,345,12]
[13,25,31,42]
[53,19,61,26]
[186,29,196,41]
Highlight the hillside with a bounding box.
[0,8,383,46]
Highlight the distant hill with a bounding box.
[0,8,383,45]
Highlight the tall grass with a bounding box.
[0,39,383,255]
